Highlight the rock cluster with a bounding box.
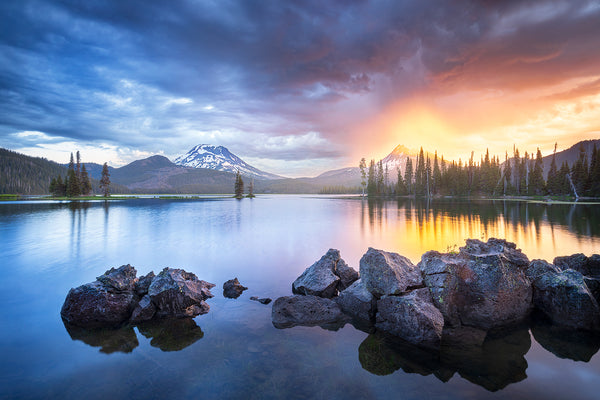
[61,265,215,329]
[272,239,600,351]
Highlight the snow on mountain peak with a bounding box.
[173,144,283,180]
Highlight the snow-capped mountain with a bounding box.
[173,144,283,180]
[381,145,418,179]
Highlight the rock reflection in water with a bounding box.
[63,322,139,354]
[63,318,204,353]
[530,312,600,362]
[358,324,531,392]
[137,318,204,352]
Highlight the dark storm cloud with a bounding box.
[1,0,599,162]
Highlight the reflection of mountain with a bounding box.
[358,325,531,392]
[63,318,204,353]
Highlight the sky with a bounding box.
[1,0,599,177]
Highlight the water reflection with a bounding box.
[530,312,600,362]
[362,198,600,260]
[358,324,531,392]
[63,318,204,353]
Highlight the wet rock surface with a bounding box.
[61,265,214,328]
[418,238,532,330]
[360,248,422,297]
[271,295,348,329]
[292,249,358,298]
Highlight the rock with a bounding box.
[554,253,600,279]
[335,279,377,323]
[148,268,215,318]
[526,259,560,281]
[96,264,138,292]
[223,278,248,299]
[250,296,272,304]
[418,238,532,330]
[375,288,444,350]
[129,294,156,323]
[61,281,139,328]
[135,271,155,296]
[360,248,422,298]
[292,249,341,298]
[336,258,359,290]
[531,268,600,331]
[271,295,347,329]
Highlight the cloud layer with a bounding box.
[1,0,599,175]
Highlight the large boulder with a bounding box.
[375,288,444,350]
[530,268,600,331]
[418,238,532,330]
[292,249,358,298]
[335,279,377,322]
[360,248,422,298]
[148,268,215,318]
[272,295,347,329]
[61,281,139,328]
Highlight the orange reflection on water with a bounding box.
[358,199,600,264]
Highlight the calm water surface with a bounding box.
[0,196,599,399]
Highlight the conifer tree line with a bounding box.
[49,151,94,197]
[359,143,600,198]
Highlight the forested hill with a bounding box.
[0,148,67,194]
[0,148,130,195]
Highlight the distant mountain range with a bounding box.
[2,139,598,195]
[174,144,283,180]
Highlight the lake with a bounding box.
[1,196,599,399]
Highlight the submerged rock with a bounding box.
[292,249,359,298]
[272,295,348,329]
[418,238,532,330]
[250,296,272,304]
[360,248,422,298]
[375,288,444,350]
[223,278,248,299]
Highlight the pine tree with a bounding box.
[571,144,589,195]
[247,179,255,198]
[80,164,92,195]
[433,152,441,196]
[376,160,384,195]
[234,170,244,199]
[404,158,413,195]
[588,144,600,197]
[396,167,407,195]
[503,152,512,195]
[367,159,376,195]
[100,162,111,197]
[529,148,545,195]
[547,143,558,195]
[359,158,367,197]
[66,168,80,197]
[558,161,570,195]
